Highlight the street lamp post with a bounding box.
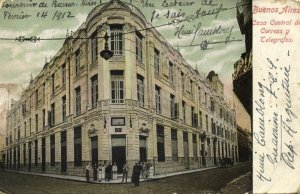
[100,32,113,60]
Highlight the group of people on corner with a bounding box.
[131,162,153,187]
[85,161,154,187]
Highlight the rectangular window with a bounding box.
[24,122,26,137]
[74,126,82,166]
[50,134,55,166]
[17,128,20,140]
[29,118,31,134]
[75,87,81,116]
[156,124,165,162]
[34,139,38,166]
[190,80,193,95]
[137,74,145,107]
[91,75,98,108]
[50,103,55,126]
[222,128,224,138]
[210,97,215,112]
[136,32,143,62]
[62,63,66,86]
[51,73,55,95]
[35,89,38,108]
[181,72,185,92]
[111,71,124,103]
[42,109,45,130]
[91,32,98,62]
[35,114,38,133]
[171,128,178,161]
[22,102,26,117]
[199,111,202,129]
[198,87,201,105]
[182,101,186,124]
[154,48,160,75]
[206,115,208,131]
[191,106,195,126]
[62,96,66,122]
[170,94,175,119]
[211,118,215,134]
[75,50,80,77]
[169,62,174,84]
[110,25,123,55]
[155,85,161,114]
[193,134,197,160]
[30,94,32,109]
[43,83,45,104]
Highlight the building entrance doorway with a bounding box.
[17,146,20,169]
[139,135,147,162]
[111,135,126,173]
[183,132,189,169]
[91,136,98,167]
[41,137,46,172]
[61,131,67,173]
[28,142,32,171]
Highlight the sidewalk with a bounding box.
[5,162,247,184]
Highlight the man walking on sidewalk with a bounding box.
[85,163,90,182]
[121,161,128,183]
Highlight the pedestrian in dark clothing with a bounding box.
[85,163,90,182]
[105,162,112,182]
[93,164,97,181]
[121,161,128,183]
[131,163,138,185]
[132,162,142,186]
[137,162,142,185]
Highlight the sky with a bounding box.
[0,0,251,132]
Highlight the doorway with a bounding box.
[111,135,126,173]
[183,132,189,169]
[17,146,20,170]
[13,147,16,169]
[61,131,67,173]
[28,142,31,171]
[213,140,216,165]
[91,136,98,167]
[41,137,46,172]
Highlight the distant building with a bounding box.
[4,0,238,176]
[233,0,252,116]
[0,134,4,168]
[232,0,252,164]
[237,126,251,162]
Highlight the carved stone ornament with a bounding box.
[88,123,97,135]
[139,123,149,136]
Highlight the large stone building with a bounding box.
[4,0,238,176]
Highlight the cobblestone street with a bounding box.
[0,163,251,194]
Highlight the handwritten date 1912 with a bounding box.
[52,11,75,20]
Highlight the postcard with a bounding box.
[0,0,297,193]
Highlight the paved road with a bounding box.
[0,163,251,194]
